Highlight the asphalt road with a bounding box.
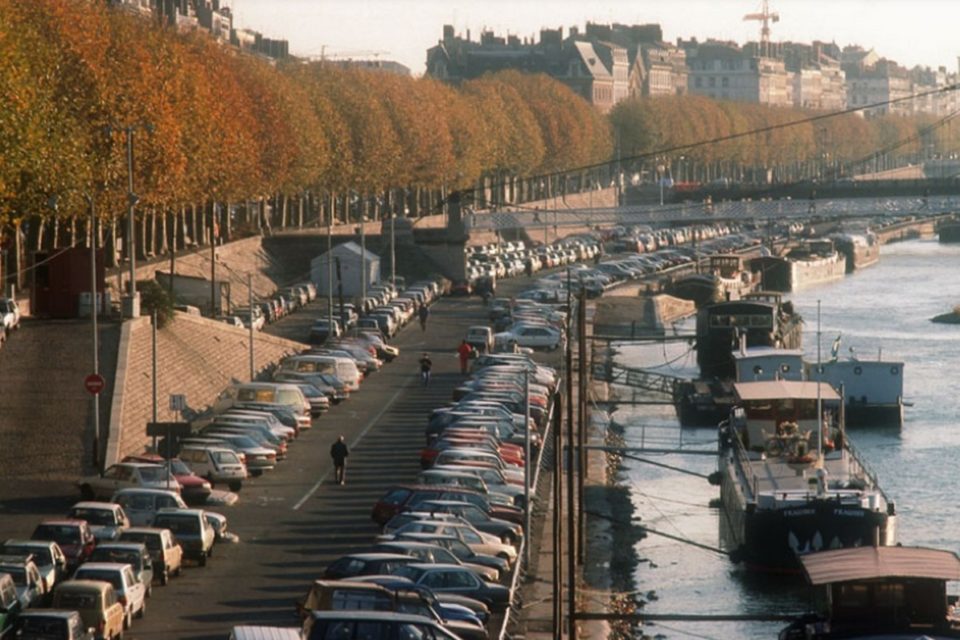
[0,281,541,639]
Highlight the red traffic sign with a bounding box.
[84,373,106,396]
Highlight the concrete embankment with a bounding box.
[106,312,304,464]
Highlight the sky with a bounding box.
[222,0,960,76]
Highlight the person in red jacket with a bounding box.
[457,340,474,375]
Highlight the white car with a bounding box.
[73,562,146,627]
[66,502,132,542]
[506,323,564,350]
[0,298,19,332]
[78,463,179,501]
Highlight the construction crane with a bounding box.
[743,0,779,53]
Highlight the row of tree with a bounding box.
[0,0,612,260]
[609,94,957,183]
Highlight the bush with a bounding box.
[138,280,175,328]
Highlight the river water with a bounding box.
[610,238,960,639]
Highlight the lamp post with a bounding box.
[88,195,101,469]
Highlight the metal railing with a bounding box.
[496,391,556,640]
[466,195,960,231]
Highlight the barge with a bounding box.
[831,232,879,273]
[752,239,847,291]
[666,254,759,308]
[718,380,896,573]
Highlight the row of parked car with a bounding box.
[223,281,319,331]
[463,236,604,287]
[280,349,561,639]
[309,277,447,344]
[1,461,231,639]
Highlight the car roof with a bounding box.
[75,562,131,573]
[36,519,87,527]
[92,542,146,552]
[309,610,435,623]
[338,553,412,561]
[17,610,80,620]
[113,488,181,497]
[122,527,169,536]
[155,508,205,517]
[55,579,113,592]
[70,501,121,511]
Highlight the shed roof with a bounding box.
[734,380,839,401]
[800,546,960,586]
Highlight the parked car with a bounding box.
[11,609,95,640]
[78,463,178,501]
[0,573,20,638]
[303,611,462,640]
[117,527,182,585]
[392,563,512,612]
[73,562,146,628]
[464,326,494,354]
[0,539,68,594]
[120,454,212,503]
[111,489,187,528]
[31,520,96,573]
[65,502,131,542]
[229,626,304,640]
[321,553,416,580]
[0,298,20,332]
[88,542,154,599]
[0,554,46,609]
[50,580,125,640]
[150,509,215,566]
[177,446,247,491]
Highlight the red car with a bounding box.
[419,438,525,469]
[31,519,95,571]
[123,454,212,504]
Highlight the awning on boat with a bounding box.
[733,380,840,402]
[800,546,960,586]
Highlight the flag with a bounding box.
[830,333,842,362]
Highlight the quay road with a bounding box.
[0,276,547,639]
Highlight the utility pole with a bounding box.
[248,273,255,380]
[566,269,577,640]
[523,369,531,567]
[89,196,101,469]
[327,203,334,335]
[553,341,563,639]
[577,286,587,565]
[210,212,216,318]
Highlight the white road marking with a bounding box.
[292,375,415,511]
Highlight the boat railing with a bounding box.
[843,435,891,502]
[727,422,760,503]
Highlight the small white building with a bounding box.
[311,242,380,297]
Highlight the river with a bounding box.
[610,238,960,639]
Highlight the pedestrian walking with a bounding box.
[419,352,433,386]
[330,435,349,485]
[418,304,430,332]
[457,340,474,375]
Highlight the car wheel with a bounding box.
[199,552,207,567]
[228,481,242,491]
[79,484,95,501]
[207,544,214,558]
[137,600,146,618]
[174,563,182,577]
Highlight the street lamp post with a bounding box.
[88,195,100,469]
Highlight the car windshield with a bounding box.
[212,451,239,464]
[169,460,191,475]
[297,385,321,398]
[32,525,80,545]
[92,549,139,569]
[138,467,172,483]
[15,616,69,635]
[391,565,423,581]
[120,533,159,552]
[69,508,116,526]
[75,569,122,590]
[3,545,52,566]
[154,517,198,535]
[54,592,98,609]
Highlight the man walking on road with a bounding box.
[457,340,474,375]
[330,435,349,485]
[418,304,430,331]
[419,352,433,386]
